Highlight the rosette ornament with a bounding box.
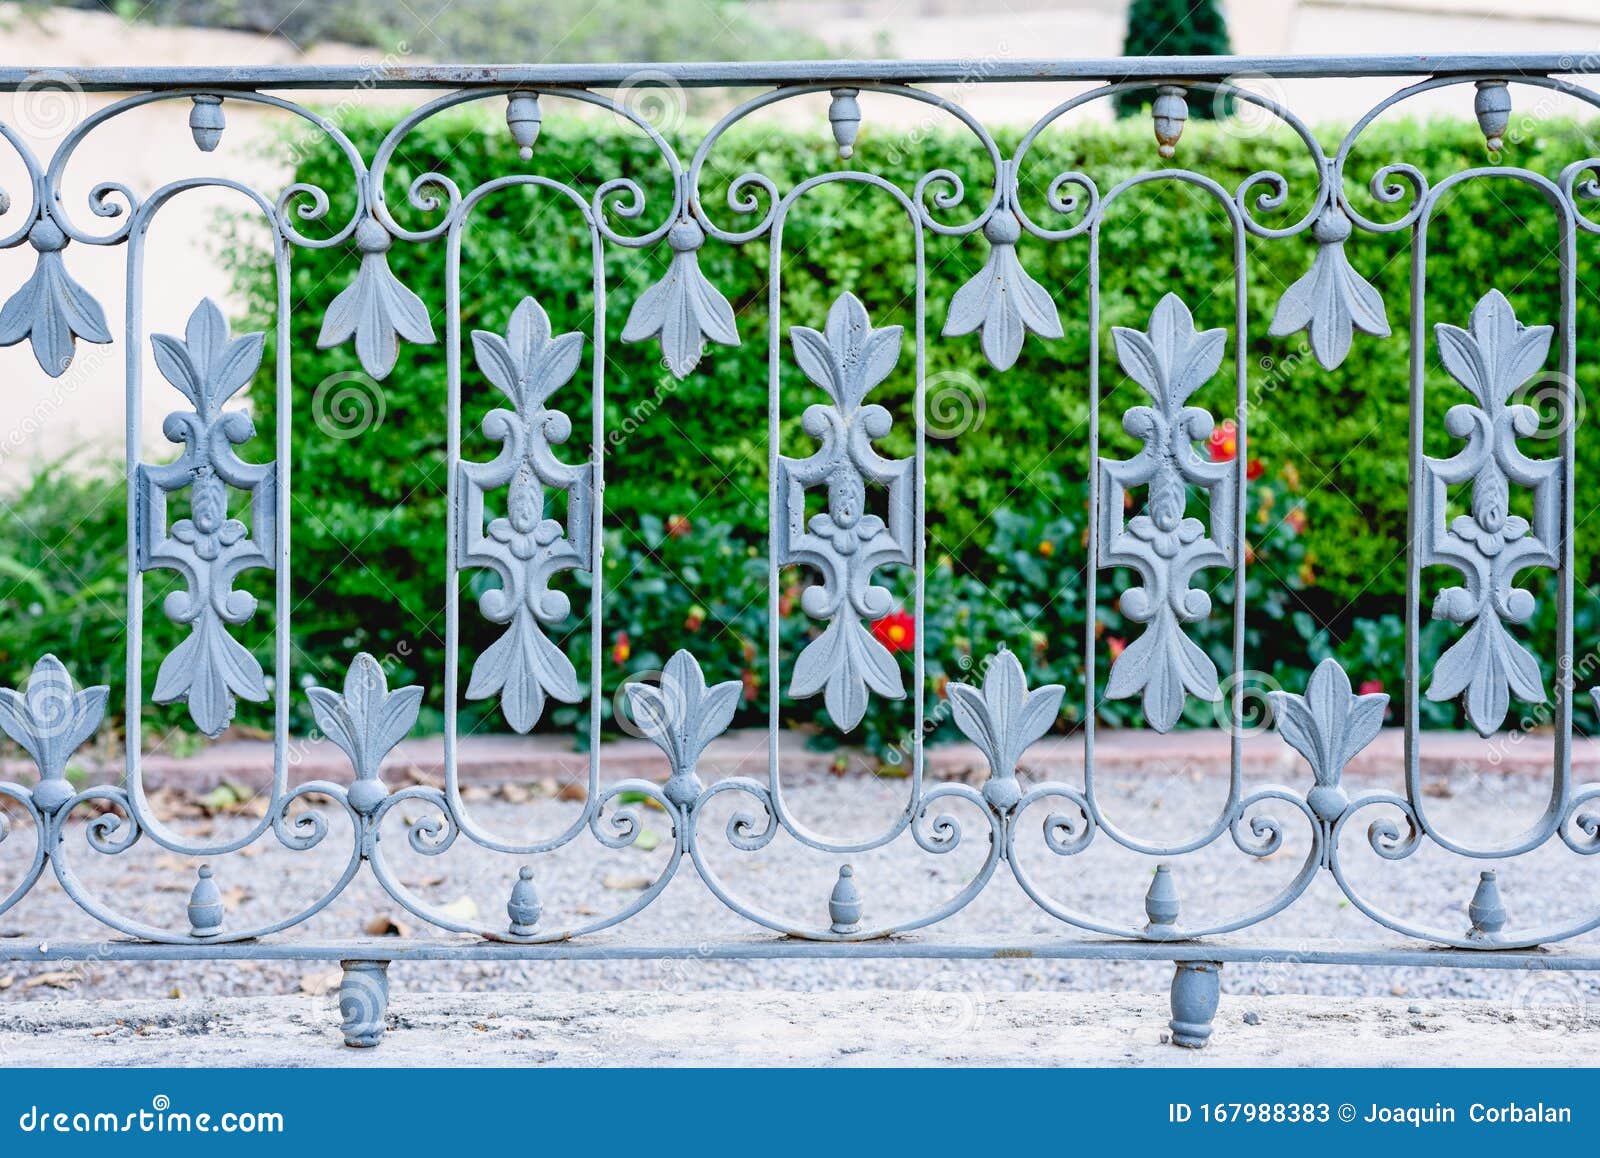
[0,218,112,377]
[317,217,435,379]
[622,218,739,378]
[942,210,1062,371]
[0,655,107,814]
[625,650,740,809]
[307,653,423,815]
[948,648,1063,813]
[1268,203,1390,371]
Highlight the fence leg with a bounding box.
[1168,960,1222,1048]
[339,960,390,1048]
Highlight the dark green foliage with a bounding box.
[7,112,1600,754]
[1114,0,1234,119]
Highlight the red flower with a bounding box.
[1037,540,1055,558]
[1286,508,1308,534]
[666,514,691,538]
[611,631,631,666]
[1246,457,1264,481]
[1207,419,1239,463]
[1107,636,1127,661]
[742,668,760,701]
[684,604,706,632]
[1359,679,1385,696]
[871,610,915,653]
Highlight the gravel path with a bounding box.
[2,765,1598,1019]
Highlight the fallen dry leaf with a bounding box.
[0,974,14,990]
[437,896,480,922]
[602,872,652,891]
[168,986,182,1000]
[557,782,588,803]
[23,969,81,990]
[299,969,342,997]
[499,782,535,804]
[363,913,413,937]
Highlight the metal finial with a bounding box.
[1474,80,1511,152]
[187,864,224,938]
[506,92,541,161]
[1467,869,1507,942]
[1144,863,1180,937]
[1152,85,1188,159]
[188,94,224,152]
[828,88,861,160]
[507,865,542,936]
[828,864,862,934]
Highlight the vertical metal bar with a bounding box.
[589,217,605,804]
[767,211,783,802]
[1403,219,1428,808]
[124,219,146,794]
[1083,224,1101,801]
[1554,200,1575,808]
[912,214,926,797]
[273,236,291,799]
[1230,219,1246,802]
[444,220,461,804]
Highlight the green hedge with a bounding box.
[5,111,1598,753]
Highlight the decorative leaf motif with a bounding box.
[621,218,739,378]
[0,656,107,802]
[942,211,1062,371]
[1269,658,1387,793]
[317,217,435,379]
[460,295,591,733]
[1098,293,1232,732]
[0,219,111,377]
[1268,204,1389,370]
[1420,290,1556,736]
[778,293,912,732]
[948,648,1063,811]
[307,652,422,783]
[626,649,739,806]
[139,298,274,738]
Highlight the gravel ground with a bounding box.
[3,764,1599,1017]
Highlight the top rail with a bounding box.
[0,53,1592,92]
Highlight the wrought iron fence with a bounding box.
[0,54,1597,1051]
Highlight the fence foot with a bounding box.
[1168,960,1221,1049]
[339,960,390,1048]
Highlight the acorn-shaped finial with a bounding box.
[1152,85,1188,159]
[1466,869,1507,942]
[507,865,542,936]
[189,94,225,153]
[507,92,542,161]
[1144,863,1180,938]
[1474,80,1511,153]
[828,89,861,160]
[187,864,224,938]
[828,864,862,934]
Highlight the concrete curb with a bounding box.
[1,989,1593,1067]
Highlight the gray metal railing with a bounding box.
[0,54,1597,1051]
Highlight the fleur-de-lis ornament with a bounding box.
[779,292,913,731]
[1269,202,1390,370]
[1422,290,1555,736]
[141,298,273,738]
[317,217,435,379]
[948,648,1063,813]
[0,655,106,814]
[943,209,1062,371]
[0,217,112,376]
[626,650,740,808]
[307,653,423,815]
[460,295,590,734]
[1268,658,1387,831]
[1099,294,1232,732]
[622,218,739,378]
